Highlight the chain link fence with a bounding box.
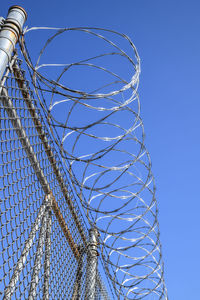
[0,56,110,299]
[0,5,168,299]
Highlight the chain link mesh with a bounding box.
[0,57,110,299]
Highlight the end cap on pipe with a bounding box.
[7,5,27,33]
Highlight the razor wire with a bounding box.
[14,26,169,299]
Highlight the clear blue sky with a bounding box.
[1,1,200,299]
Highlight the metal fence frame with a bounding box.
[0,5,168,300]
[0,6,110,299]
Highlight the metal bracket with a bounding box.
[0,17,5,28]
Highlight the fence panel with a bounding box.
[0,58,109,299]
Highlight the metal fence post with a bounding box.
[0,5,27,82]
[85,228,99,300]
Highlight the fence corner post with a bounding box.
[0,5,27,81]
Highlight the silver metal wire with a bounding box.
[0,56,111,299]
[17,27,168,299]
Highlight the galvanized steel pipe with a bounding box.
[0,5,27,81]
[85,228,99,300]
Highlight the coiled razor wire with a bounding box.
[19,27,168,299]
